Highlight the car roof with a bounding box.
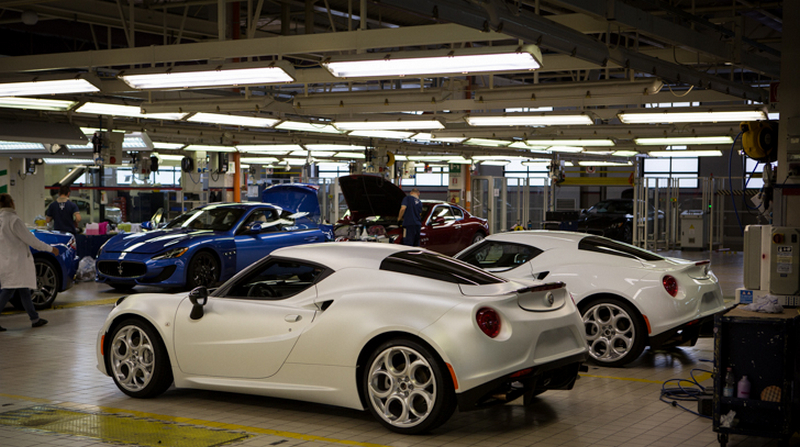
[270,242,415,271]
[485,230,586,250]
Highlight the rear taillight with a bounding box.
[663,275,678,297]
[476,307,501,338]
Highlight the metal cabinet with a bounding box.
[713,306,800,446]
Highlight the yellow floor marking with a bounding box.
[2,298,118,315]
[0,394,391,447]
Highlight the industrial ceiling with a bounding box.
[0,0,784,164]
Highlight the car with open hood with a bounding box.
[456,231,726,367]
[96,242,586,434]
[95,184,332,291]
[335,175,489,256]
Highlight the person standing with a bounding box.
[45,185,81,234]
[398,188,423,247]
[0,193,58,331]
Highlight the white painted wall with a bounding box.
[5,157,47,226]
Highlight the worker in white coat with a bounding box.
[0,193,58,331]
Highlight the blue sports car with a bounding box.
[3,229,78,310]
[95,184,333,291]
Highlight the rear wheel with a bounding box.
[363,338,455,434]
[106,318,173,398]
[186,251,219,289]
[580,298,646,367]
[472,232,486,244]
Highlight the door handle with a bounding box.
[455,224,461,229]
[285,314,302,323]
[304,236,318,241]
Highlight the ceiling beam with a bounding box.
[0,23,514,73]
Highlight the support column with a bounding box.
[233,152,241,203]
[777,1,800,226]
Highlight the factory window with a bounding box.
[643,147,698,188]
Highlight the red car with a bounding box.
[335,175,489,256]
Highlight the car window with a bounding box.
[239,209,280,233]
[451,206,464,220]
[380,250,505,285]
[578,236,664,261]
[225,259,328,300]
[457,241,543,271]
[167,207,246,231]
[429,205,455,223]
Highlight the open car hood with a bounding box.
[338,175,407,222]
[261,183,321,224]
[101,228,214,254]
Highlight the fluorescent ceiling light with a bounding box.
[241,157,280,164]
[285,158,308,166]
[473,155,526,161]
[237,144,303,153]
[333,119,444,131]
[290,150,309,157]
[581,149,615,155]
[154,153,187,161]
[335,152,366,159]
[613,150,640,157]
[521,161,551,166]
[0,140,45,150]
[618,110,767,124]
[43,158,94,164]
[80,127,125,135]
[187,113,278,128]
[348,130,415,139]
[547,146,584,153]
[184,144,236,153]
[481,160,510,166]
[465,138,511,147]
[466,114,594,126]
[411,133,467,144]
[0,78,99,97]
[509,141,548,150]
[76,102,187,120]
[648,150,723,157]
[577,161,632,166]
[153,142,185,150]
[524,139,615,147]
[119,62,295,90]
[306,144,367,151]
[408,155,467,162]
[309,151,336,157]
[394,155,408,161]
[0,97,77,111]
[275,121,344,134]
[635,136,733,146]
[323,45,542,78]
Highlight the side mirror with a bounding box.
[188,286,208,320]
[141,221,153,231]
[248,222,263,234]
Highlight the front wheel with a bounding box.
[363,339,455,434]
[581,299,646,367]
[31,258,59,310]
[186,251,219,290]
[472,232,486,244]
[106,318,173,398]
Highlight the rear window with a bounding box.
[380,250,505,285]
[578,236,663,261]
[457,241,543,271]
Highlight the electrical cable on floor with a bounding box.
[659,368,713,419]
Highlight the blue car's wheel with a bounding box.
[31,258,59,310]
[186,251,219,290]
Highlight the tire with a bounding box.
[580,298,646,367]
[106,318,173,398]
[363,338,455,434]
[31,258,59,310]
[185,251,219,290]
[472,232,486,244]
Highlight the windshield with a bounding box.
[165,207,246,231]
[586,200,633,214]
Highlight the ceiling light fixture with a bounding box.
[348,130,415,139]
[612,150,640,157]
[184,144,237,153]
[152,142,186,150]
[618,109,767,124]
[42,158,94,165]
[76,102,187,120]
[119,61,295,90]
[241,157,280,164]
[577,160,633,166]
[466,113,594,126]
[547,146,585,153]
[237,144,304,153]
[154,153,188,161]
[0,75,100,97]
[648,150,723,157]
[322,45,542,79]
[464,138,511,147]
[187,113,279,128]
[0,97,78,111]
[0,140,45,150]
[635,136,734,146]
[275,120,345,134]
[306,144,368,151]
[335,152,366,159]
[524,139,615,146]
[411,133,468,144]
[333,118,444,131]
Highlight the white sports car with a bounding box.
[96,242,587,434]
[455,231,725,367]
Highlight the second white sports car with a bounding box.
[96,242,587,434]
[456,231,725,367]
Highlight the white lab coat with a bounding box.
[0,207,54,290]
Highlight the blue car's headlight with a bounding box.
[152,247,189,260]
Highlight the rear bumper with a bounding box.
[649,313,717,348]
[456,352,586,410]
